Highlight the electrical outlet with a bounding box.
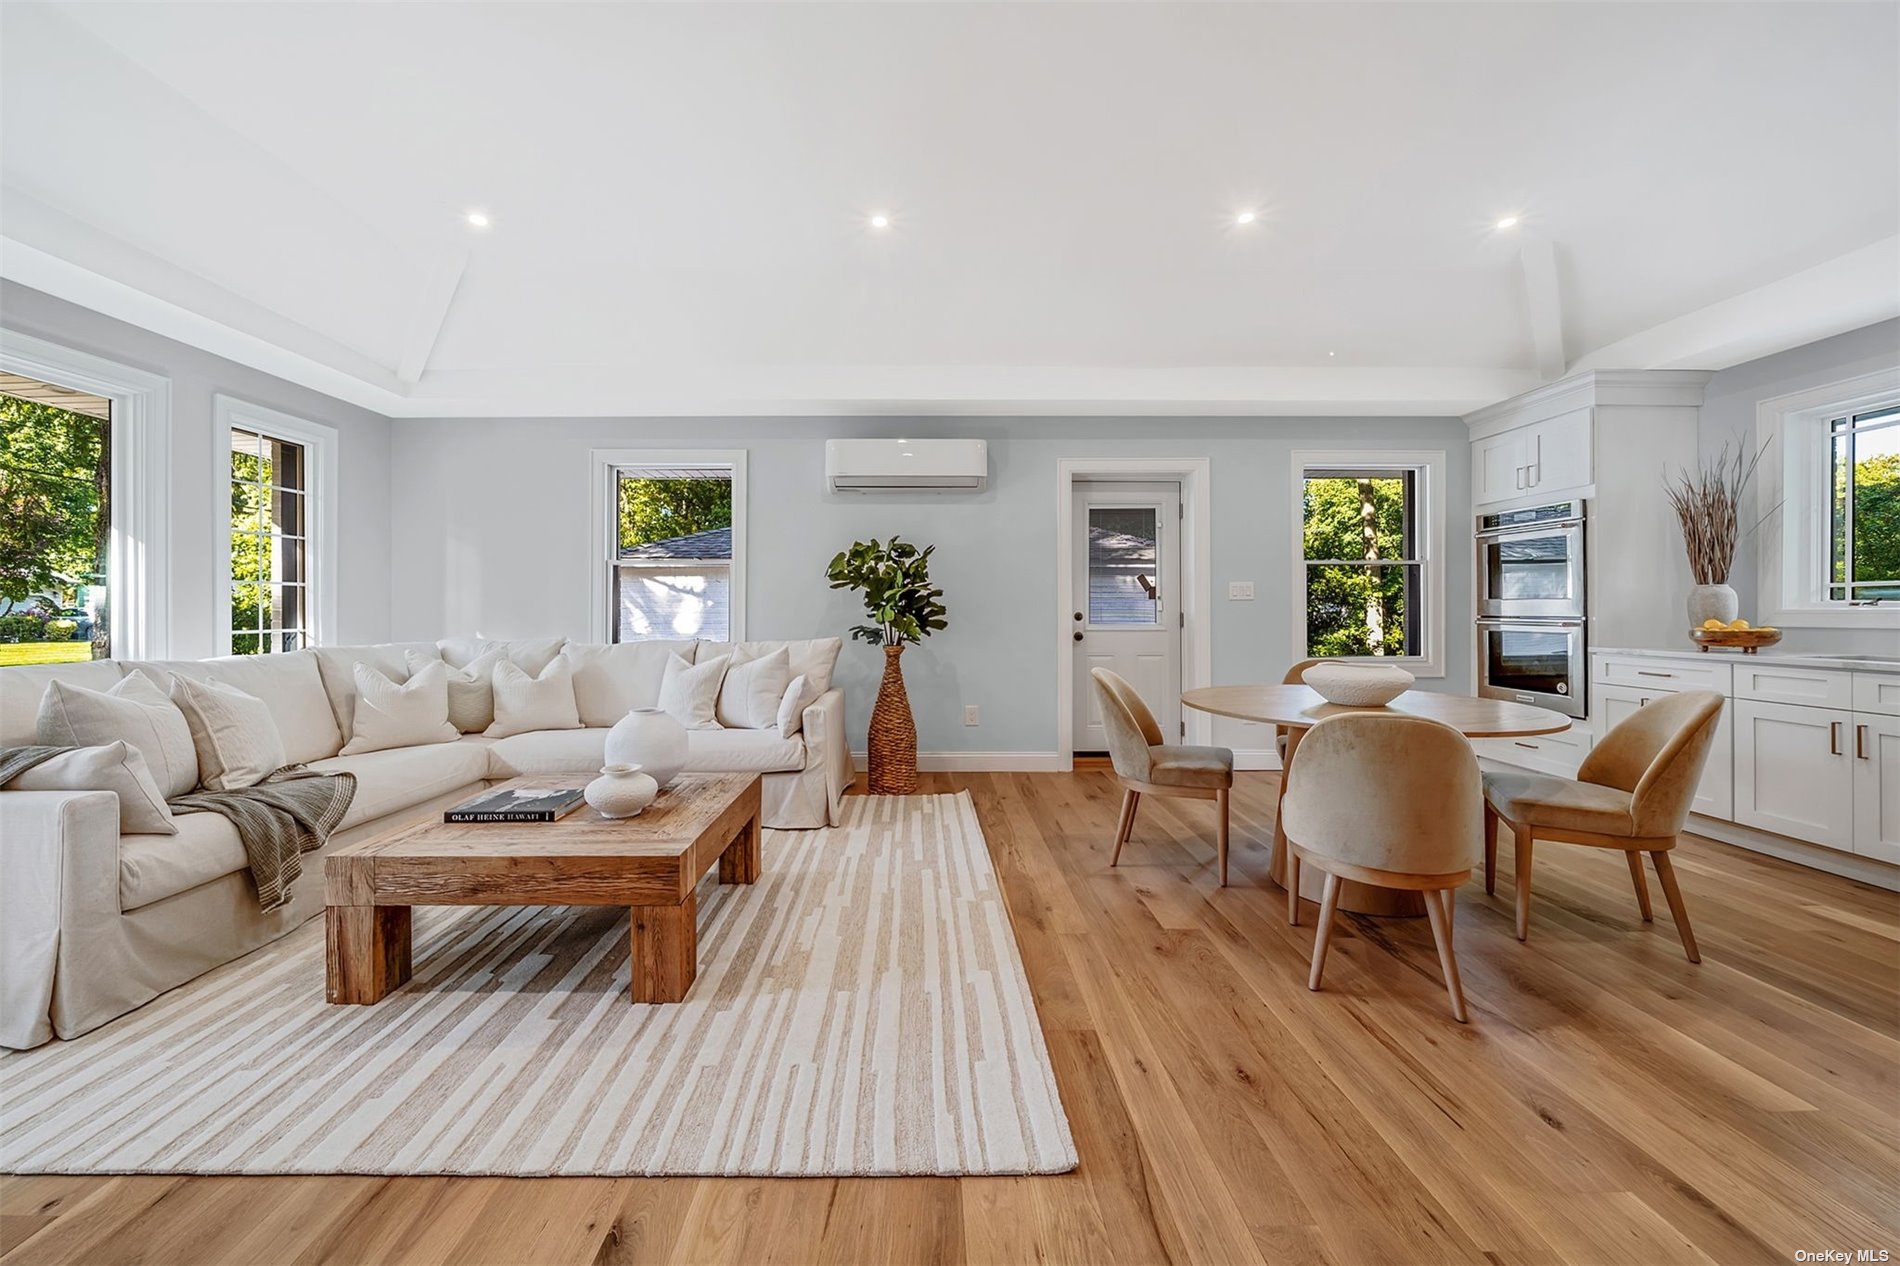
[963,705,980,726]
[1228,581,1256,600]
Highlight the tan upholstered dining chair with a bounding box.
[1089,668,1236,884]
[1275,658,1323,763]
[1281,712,1481,1022]
[1483,689,1723,963]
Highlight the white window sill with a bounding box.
[1766,607,1900,631]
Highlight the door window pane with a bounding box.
[0,378,112,663]
[1087,507,1159,626]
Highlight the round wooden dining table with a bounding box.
[1181,684,1571,916]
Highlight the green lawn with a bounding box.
[0,641,93,667]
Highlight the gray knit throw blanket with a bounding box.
[1,746,356,913]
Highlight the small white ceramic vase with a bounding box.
[604,707,689,788]
[1301,661,1416,707]
[585,764,658,819]
[1687,583,1739,629]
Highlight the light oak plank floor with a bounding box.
[4,771,1896,1266]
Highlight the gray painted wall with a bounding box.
[1698,318,1900,655]
[387,415,1474,755]
[0,282,396,658]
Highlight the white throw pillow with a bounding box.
[775,673,815,739]
[408,647,502,733]
[37,672,199,798]
[717,646,791,730]
[658,653,728,730]
[169,675,289,790]
[342,660,458,755]
[485,657,582,738]
[5,741,177,834]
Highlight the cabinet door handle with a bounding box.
[1514,741,1539,750]
[1857,724,1869,760]
[1514,466,1524,489]
[1830,721,1843,755]
[1636,670,1675,678]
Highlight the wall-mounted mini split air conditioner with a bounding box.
[824,438,988,493]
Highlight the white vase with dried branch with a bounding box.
[1664,442,1766,634]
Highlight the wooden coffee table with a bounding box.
[324,773,762,1005]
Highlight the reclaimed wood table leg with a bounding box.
[719,809,762,884]
[326,905,411,1004]
[630,891,698,1003]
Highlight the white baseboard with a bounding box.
[851,751,1066,773]
[1686,815,1899,891]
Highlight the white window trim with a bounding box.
[1755,367,1900,631]
[589,449,747,644]
[1289,449,1447,678]
[211,395,338,651]
[0,328,173,658]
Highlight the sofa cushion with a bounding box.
[660,653,727,730]
[563,640,699,726]
[485,658,582,738]
[121,812,248,911]
[139,652,340,764]
[311,643,441,742]
[717,646,791,730]
[703,639,843,695]
[5,741,176,834]
[342,660,458,755]
[0,660,125,748]
[409,646,503,733]
[438,636,565,675]
[168,675,288,789]
[684,728,807,774]
[480,728,610,778]
[38,672,199,799]
[308,742,490,830]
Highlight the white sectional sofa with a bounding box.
[0,635,851,1048]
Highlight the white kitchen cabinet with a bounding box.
[1472,722,1594,779]
[1595,682,1733,819]
[1733,663,1855,710]
[1470,408,1595,506]
[1595,654,1732,695]
[1852,673,1900,717]
[1732,699,1856,851]
[1473,428,1532,506]
[1852,713,1900,864]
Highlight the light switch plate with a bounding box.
[1228,581,1256,600]
[963,705,980,726]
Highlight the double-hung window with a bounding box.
[215,397,335,655]
[1292,450,1445,675]
[1826,403,1900,606]
[596,452,746,643]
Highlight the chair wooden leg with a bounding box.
[1286,850,1301,925]
[1308,873,1343,991]
[1626,850,1653,921]
[1110,790,1138,867]
[1483,804,1499,895]
[1513,826,1534,942]
[1650,849,1700,963]
[1216,788,1231,887]
[1423,888,1468,1023]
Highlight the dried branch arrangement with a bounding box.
[1664,441,1767,585]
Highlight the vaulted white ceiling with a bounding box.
[2,1,1895,417]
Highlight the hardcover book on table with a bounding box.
[444,786,586,823]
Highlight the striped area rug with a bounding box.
[0,793,1077,1177]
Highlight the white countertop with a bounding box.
[1593,645,1900,674]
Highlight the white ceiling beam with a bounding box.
[394,244,468,387]
[1517,234,1566,382]
[1567,237,1900,375]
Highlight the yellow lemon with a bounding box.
[1728,618,1751,630]
[1701,618,1725,630]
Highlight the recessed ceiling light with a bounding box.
[465,211,491,229]
[1328,351,1336,357]
[1495,215,1520,230]
[1235,210,1257,226]
[869,213,891,230]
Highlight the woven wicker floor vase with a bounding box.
[868,643,919,794]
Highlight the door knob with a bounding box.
[1073,631,1084,642]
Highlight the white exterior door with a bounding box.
[1072,481,1182,754]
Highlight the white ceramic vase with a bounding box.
[1301,660,1416,707]
[604,707,689,788]
[585,764,658,819]
[1687,583,1739,629]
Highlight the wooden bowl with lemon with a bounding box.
[1689,618,1782,653]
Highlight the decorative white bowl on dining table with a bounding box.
[1302,661,1416,707]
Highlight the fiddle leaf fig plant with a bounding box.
[826,536,949,647]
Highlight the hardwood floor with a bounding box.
[4,770,1897,1265]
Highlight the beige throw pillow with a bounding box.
[775,674,815,739]
[343,660,459,755]
[658,653,727,730]
[169,675,288,790]
[407,647,502,733]
[717,646,791,730]
[37,672,200,798]
[5,741,178,834]
[485,657,582,738]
